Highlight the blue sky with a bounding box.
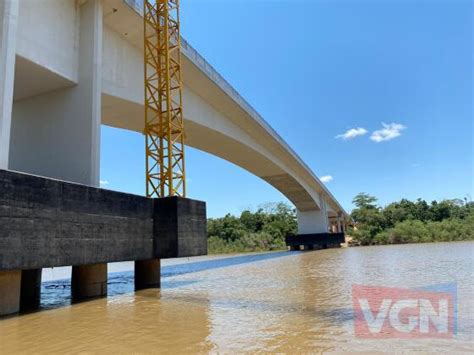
[101,0,473,217]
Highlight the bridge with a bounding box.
[0,0,348,316]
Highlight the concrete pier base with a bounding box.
[71,263,107,300]
[286,233,345,250]
[20,268,42,311]
[135,259,161,290]
[0,270,21,316]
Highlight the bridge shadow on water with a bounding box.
[36,251,299,312]
[161,250,295,277]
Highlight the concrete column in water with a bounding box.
[70,0,107,292]
[337,214,342,233]
[135,259,161,290]
[0,270,21,316]
[20,269,42,311]
[0,0,18,170]
[71,263,107,300]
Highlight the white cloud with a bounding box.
[335,127,368,140]
[370,122,406,142]
[100,180,109,186]
[320,175,333,183]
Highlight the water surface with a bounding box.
[1,242,473,353]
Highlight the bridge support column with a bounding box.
[297,210,328,234]
[135,259,161,290]
[20,268,42,311]
[0,0,18,170]
[337,214,343,233]
[8,0,103,186]
[0,270,21,316]
[296,192,329,234]
[71,263,107,300]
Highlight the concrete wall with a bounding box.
[0,169,207,270]
[154,196,208,258]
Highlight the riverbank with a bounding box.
[207,197,473,253]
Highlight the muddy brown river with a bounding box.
[0,242,473,353]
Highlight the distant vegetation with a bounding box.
[207,203,297,254]
[349,193,474,246]
[207,195,474,254]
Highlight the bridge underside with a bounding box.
[3,0,348,235]
[0,0,350,317]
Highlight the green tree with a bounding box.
[207,202,297,254]
[352,193,378,209]
[349,193,473,246]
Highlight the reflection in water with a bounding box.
[39,251,296,310]
[0,242,473,353]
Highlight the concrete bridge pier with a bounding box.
[135,259,161,290]
[71,263,108,301]
[296,193,330,235]
[0,0,18,171]
[0,270,21,316]
[20,268,42,311]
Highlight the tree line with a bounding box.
[207,202,297,254]
[206,195,474,254]
[349,193,474,245]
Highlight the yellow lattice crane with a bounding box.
[144,0,186,198]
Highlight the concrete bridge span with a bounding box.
[1,0,348,235]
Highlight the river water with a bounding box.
[0,242,473,353]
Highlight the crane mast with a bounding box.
[144,0,186,198]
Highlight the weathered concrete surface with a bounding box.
[71,263,107,300]
[135,259,160,290]
[154,197,208,258]
[0,169,207,271]
[0,269,21,315]
[20,268,42,311]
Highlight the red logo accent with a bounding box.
[352,285,455,338]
